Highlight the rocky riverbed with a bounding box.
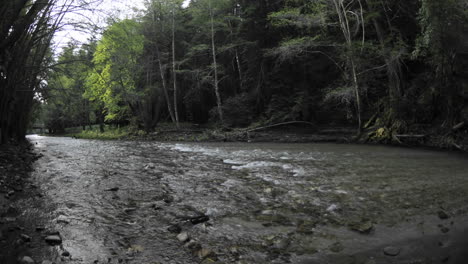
[1,136,468,264]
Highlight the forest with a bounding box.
[1,0,468,147]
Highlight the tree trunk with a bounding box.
[210,2,224,124]
[171,5,179,129]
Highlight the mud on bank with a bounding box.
[0,142,43,263]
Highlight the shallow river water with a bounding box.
[14,135,468,263]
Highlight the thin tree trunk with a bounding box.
[209,2,223,123]
[234,48,243,92]
[333,0,363,135]
[171,4,179,129]
[156,44,176,124]
[152,9,176,124]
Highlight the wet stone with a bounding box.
[45,235,62,245]
[177,232,190,243]
[197,248,216,260]
[383,246,400,256]
[438,210,450,220]
[61,251,70,257]
[56,215,70,224]
[185,240,201,251]
[440,226,450,233]
[349,220,374,234]
[167,224,181,234]
[20,256,35,264]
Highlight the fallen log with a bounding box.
[394,134,426,139]
[245,121,315,133]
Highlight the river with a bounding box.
[9,135,468,263]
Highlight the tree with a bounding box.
[85,19,145,123]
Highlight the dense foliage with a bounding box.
[3,0,468,143]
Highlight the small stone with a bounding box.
[167,224,181,234]
[438,210,450,220]
[45,235,62,245]
[106,187,119,192]
[383,246,400,256]
[20,256,35,264]
[177,232,189,243]
[41,261,53,264]
[35,226,46,232]
[440,227,450,233]
[61,251,70,257]
[56,215,70,224]
[20,234,32,242]
[185,240,201,251]
[349,220,374,234]
[197,248,216,260]
[7,190,15,196]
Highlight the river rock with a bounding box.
[349,220,374,234]
[177,232,190,243]
[440,226,450,233]
[56,215,70,224]
[197,248,216,260]
[438,210,450,220]
[383,246,400,256]
[62,251,70,257]
[45,235,62,245]
[190,215,210,225]
[20,256,35,264]
[167,224,181,233]
[20,234,32,242]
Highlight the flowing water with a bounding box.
[9,135,468,263]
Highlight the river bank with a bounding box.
[58,122,468,153]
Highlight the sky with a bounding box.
[53,0,190,52]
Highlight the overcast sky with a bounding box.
[53,0,190,52]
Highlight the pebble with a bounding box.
[45,235,62,245]
[383,246,400,256]
[41,261,53,264]
[197,248,215,259]
[177,232,189,243]
[20,256,35,264]
[62,251,70,257]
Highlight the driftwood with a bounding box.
[245,121,316,133]
[452,143,463,151]
[452,122,465,131]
